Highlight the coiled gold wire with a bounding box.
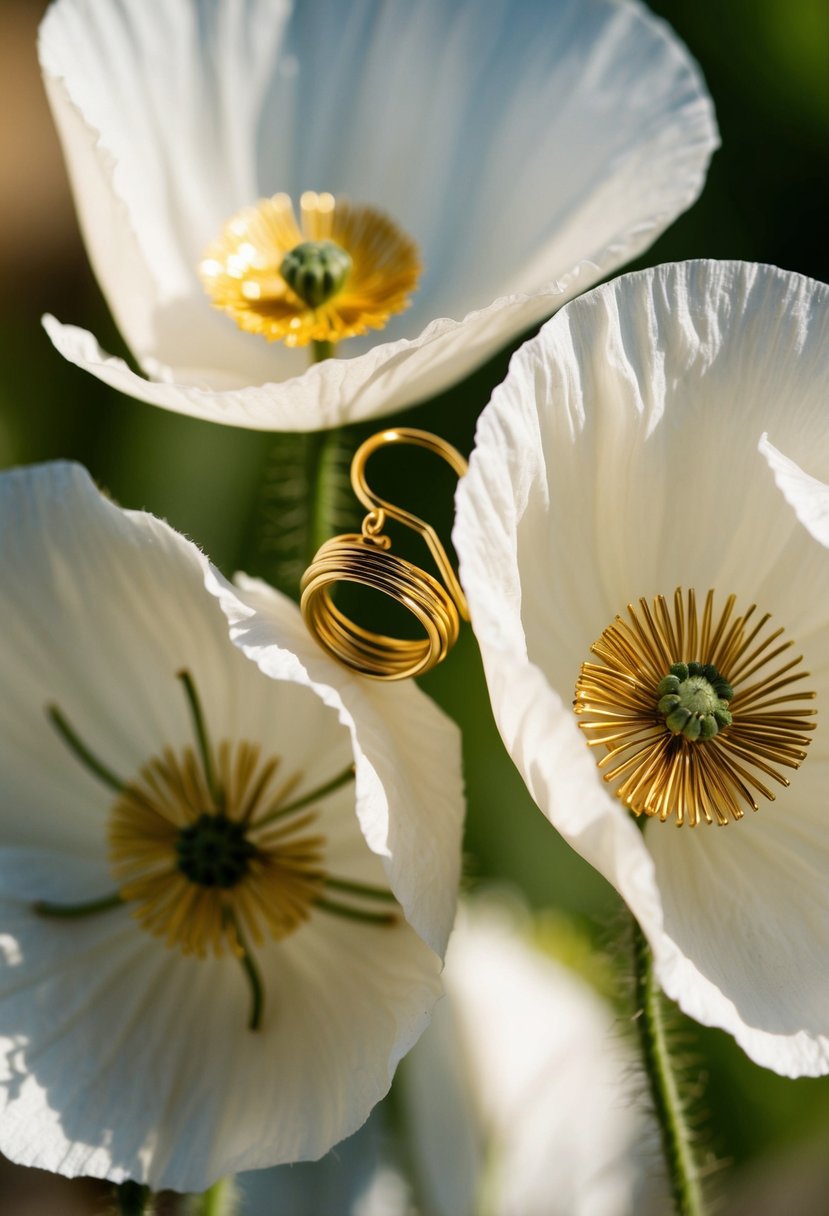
[301,429,468,680]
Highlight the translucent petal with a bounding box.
[207,569,465,957]
[0,462,458,1184]
[40,0,717,427]
[455,260,829,1072]
[0,850,440,1188]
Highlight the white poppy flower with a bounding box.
[0,462,464,1191]
[400,898,664,1216]
[38,0,717,432]
[454,260,829,1078]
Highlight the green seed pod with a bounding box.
[656,675,681,697]
[658,693,681,715]
[280,239,353,308]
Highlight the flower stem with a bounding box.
[246,340,354,598]
[305,339,346,565]
[631,918,706,1216]
[113,1181,152,1215]
[304,426,345,566]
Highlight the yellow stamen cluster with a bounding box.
[574,588,816,827]
[199,191,421,347]
[109,741,326,957]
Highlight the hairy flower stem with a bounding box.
[302,335,342,566]
[246,341,353,599]
[304,424,345,568]
[632,918,706,1216]
[113,1181,153,1215]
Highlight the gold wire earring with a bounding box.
[300,428,468,680]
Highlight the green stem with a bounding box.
[246,339,352,600]
[113,1181,152,1216]
[305,337,343,565]
[252,763,354,828]
[304,426,345,566]
[632,918,706,1216]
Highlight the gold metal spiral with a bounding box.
[301,428,469,680]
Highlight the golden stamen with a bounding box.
[42,677,395,1030]
[199,190,421,347]
[109,742,327,957]
[574,589,816,827]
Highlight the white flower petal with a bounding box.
[398,992,482,1216]
[402,898,662,1216]
[236,1108,410,1216]
[40,0,717,428]
[207,570,465,957]
[759,433,829,551]
[0,463,460,1186]
[455,260,829,1073]
[0,460,250,859]
[0,853,440,1189]
[647,795,829,1077]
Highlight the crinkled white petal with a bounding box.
[206,570,465,957]
[455,260,829,1074]
[0,462,456,1187]
[39,0,717,427]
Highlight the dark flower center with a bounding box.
[175,813,258,888]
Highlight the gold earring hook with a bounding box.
[300,428,469,680]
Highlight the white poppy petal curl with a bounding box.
[759,433,829,551]
[207,571,465,957]
[0,462,461,1188]
[454,260,829,1075]
[39,0,717,430]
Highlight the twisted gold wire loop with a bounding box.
[301,428,468,680]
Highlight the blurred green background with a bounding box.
[1,0,829,1211]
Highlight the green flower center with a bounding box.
[656,661,733,741]
[175,812,258,889]
[280,239,352,308]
